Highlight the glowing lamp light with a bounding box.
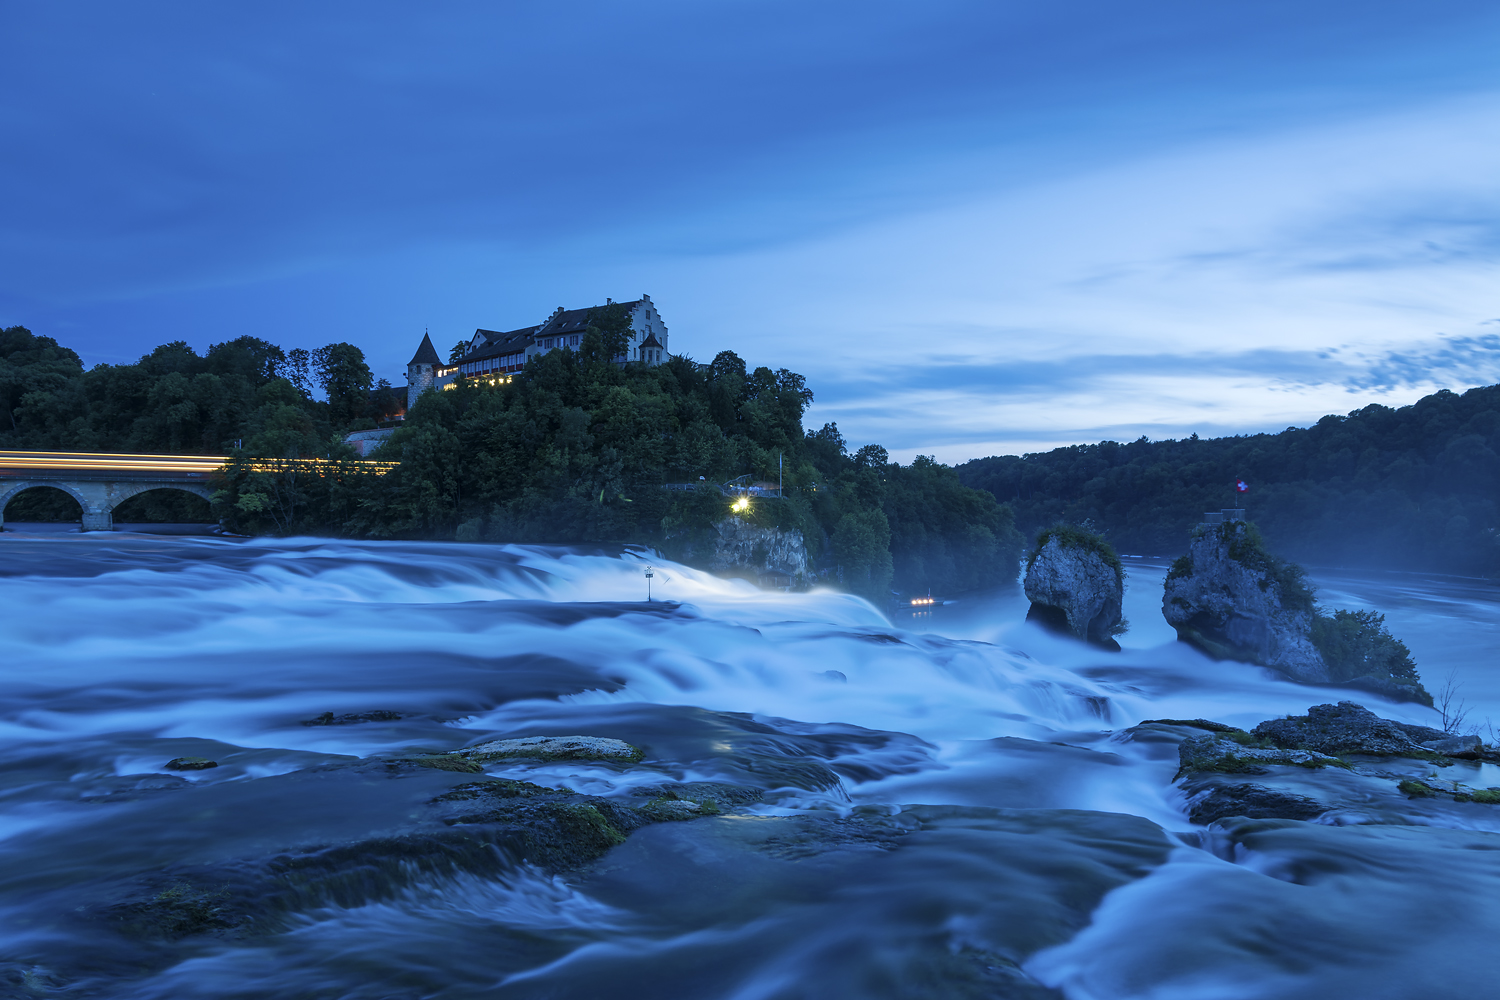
[731,496,750,513]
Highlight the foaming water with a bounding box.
[2,533,1498,999]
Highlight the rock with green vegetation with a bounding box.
[1398,778,1500,804]
[1252,701,1449,757]
[458,735,645,765]
[1309,609,1429,704]
[1163,521,1430,700]
[1176,731,1344,775]
[1162,520,1328,682]
[1023,525,1126,649]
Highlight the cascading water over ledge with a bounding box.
[2,534,1499,999]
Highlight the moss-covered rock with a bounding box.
[1176,732,1344,777]
[457,735,645,765]
[1023,525,1125,649]
[1252,702,1447,758]
[1162,521,1327,682]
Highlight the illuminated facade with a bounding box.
[404,296,670,404]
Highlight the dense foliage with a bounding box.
[278,332,1025,600]
[0,324,391,454]
[1178,519,1424,697]
[2,322,1022,600]
[958,385,1500,575]
[1310,609,1420,686]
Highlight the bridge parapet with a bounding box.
[0,451,395,530]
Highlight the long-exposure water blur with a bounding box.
[3,531,1499,999]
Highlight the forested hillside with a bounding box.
[957,385,1500,576]
[0,324,401,454]
[1,321,1022,599]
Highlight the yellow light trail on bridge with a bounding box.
[0,451,397,474]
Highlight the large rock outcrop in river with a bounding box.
[1023,526,1125,650]
[1162,520,1329,683]
[710,517,807,583]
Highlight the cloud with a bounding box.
[1352,334,1500,390]
[4,2,1500,462]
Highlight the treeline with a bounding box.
[0,325,401,454]
[1,320,1023,599]
[957,385,1500,576]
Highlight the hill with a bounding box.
[956,385,1500,576]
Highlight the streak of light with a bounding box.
[0,451,397,475]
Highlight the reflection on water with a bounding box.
[0,533,1498,999]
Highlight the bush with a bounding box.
[1310,608,1420,684]
[1028,523,1123,583]
[1216,521,1316,612]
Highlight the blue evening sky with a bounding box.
[3,2,1499,461]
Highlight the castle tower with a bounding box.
[406,332,442,411]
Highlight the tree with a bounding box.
[0,325,83,438]
[312,343,374,428]
[585,302,634,360]
[833,507,894,600]
[450,341,470,363]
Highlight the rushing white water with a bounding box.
[1,532,1498,999]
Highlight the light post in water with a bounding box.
[645,566,654,602]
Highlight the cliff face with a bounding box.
[709,517,807,584]
[1162,522,1329,682]
[1023,535,1124,648]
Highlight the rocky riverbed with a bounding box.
[3,534,1500,999]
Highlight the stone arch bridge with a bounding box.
[0,451,224,531]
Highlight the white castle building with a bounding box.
[406,295,669,410]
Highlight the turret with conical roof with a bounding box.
[407,331,442,410]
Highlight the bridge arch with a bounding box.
[0,479,215,531]
[112,484,217,524]
[0,480,90,524]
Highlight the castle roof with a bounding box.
[447,297,657,368]
[640,331,664,350]
[407,333,441,366]
[454,325,540,365]
[537,299,644,338]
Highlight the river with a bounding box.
[1,532,1498,998]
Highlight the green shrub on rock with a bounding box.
[1310,609,1420,685]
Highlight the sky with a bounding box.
[3,1,1499,462]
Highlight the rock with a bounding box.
[631,782,763,813]
[392,755,484,773]
[457,735,645,764]
[1162,521,1328,682]
[1177,732,1343,775]
[1023,531,1124,648]
[1421,734,1483,755]
[1139,718,1244,734]
[164,757,218,771]
[1398,778,1500,804]
[710,517,808,582]
[301,710,402,726]
[1334,674,1432,706]
[1188,783,1328,824]
[1252,702,1448,758]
